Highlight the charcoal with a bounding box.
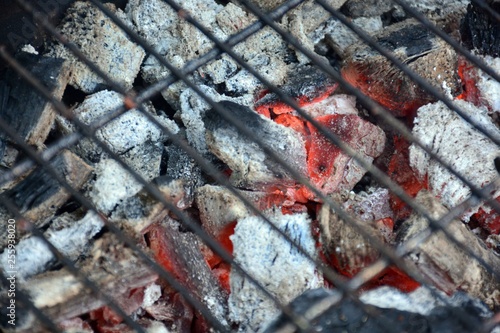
[46,1,145,93]
[342,0,396,17]
[342,20,460,117]
[0,211,103,280]
[58,90,178,163]
[147,219,229,329]
[397,191,500,309]
[409,100,500,218]
[195,185,279,238]
[112,178,189,233]
[318,192,393,278]
[23,233,158,325]
[179,85,251,155]
[203,101,307,189]
[301,94,359,118]
[228,208,323,332]
[304,114,386,200]
[0,52,69,166]
[316,16,384,59]
[460,0,500,58]
[0,150,92,229]
[263,287,491,333]
[255,65,338,116]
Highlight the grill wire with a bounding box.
[0,0,499,332]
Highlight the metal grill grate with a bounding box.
[1,0,500,332]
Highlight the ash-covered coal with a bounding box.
[203,101,307,189]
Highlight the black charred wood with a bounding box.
[0,52,69,166]
[460,0,500,57]
[1,150,92,227]
[264,288,488,333]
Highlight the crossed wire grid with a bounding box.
[0,0,499,331]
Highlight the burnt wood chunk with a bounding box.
[21,233,158,330]
[264,288,488,333]
[254,65,337,116]
[203,101,307,189]
[2,150,92,227]
[0,53,69,165]
[147,219,229,328]
[397,191,500,309]
[461,0,500,57]
[342,20,460,117]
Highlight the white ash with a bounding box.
[0,211,103,280]
[143,283,162,308]
[475,55,500,114]
[360,286,496,321]
[179,85,252,155]
[20,44,38,55]
[46,1,145,93]
[409,100,500,218]
[89,158,146,214]
[228,209,323,332]
[126,0,293,109]
[301,94,359,118]
[341,187,393,222]
[58,90,178,161]
[311,16,383,58]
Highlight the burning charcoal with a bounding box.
[0,52,69,166]
[112,177,189,234]
[301,94,359,118]
[342,20,460,117]
[263,287,494,333]
[304,114,386,200]
[0,211,103,280]
[409,100,500,218]
[58,90,178,163]
[1,150,92,228]
[458,55,500,114]
[228,208,323,332]
[461,0,500,58]
[23,233,158,325]
[204,101,307,189]
[46,1,145,93]
[254,65,337,117]
[146,219,229,329]
[397,190,500,309]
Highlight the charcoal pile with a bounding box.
[0,0,500,332]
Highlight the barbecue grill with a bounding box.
[1,0,500,332]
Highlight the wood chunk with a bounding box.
[409,100,500,219]
[24,232,158,326]
[228,209,323,332]
[397,191,500,309]
[342,20,460,117]
[204,101,307,189]
[2,150,92,227]
[46,1,145,93]
[264,287,488,333]
[0,211,104,280]
[147,219,229,329]
[0,52,69,165]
